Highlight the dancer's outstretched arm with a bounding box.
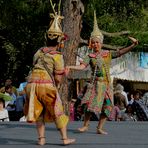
[117,36,138,57]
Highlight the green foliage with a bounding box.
[0,0,50,85]
[82,0,148,51]
[0,0,148,86]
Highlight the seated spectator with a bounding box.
[114,90,128,117]
[4,85,17,121]
[0,79,18,97]
[128,91,134,104]
[0,98,9,122]
[121,104,137,121]
[115,83,129,105]
[108,105,121,121]
[132,90,148,121]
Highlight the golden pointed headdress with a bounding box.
[90,11,104,43]
[47,0,64,40]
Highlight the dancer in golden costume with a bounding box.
[24,0,75,145]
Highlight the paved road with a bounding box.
[0,121,148,148]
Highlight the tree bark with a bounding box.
[59,0,84,113]
[62,0,84,65]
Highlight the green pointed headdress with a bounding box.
[90,11,104,43]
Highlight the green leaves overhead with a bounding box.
[82,0,148,50]
[0,0,148,85]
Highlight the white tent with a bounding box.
[111,52,148,82]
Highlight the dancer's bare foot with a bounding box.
[38,137,46,145]
[62,138,76,145]
[78,126,88,132]
[97,128,108,135]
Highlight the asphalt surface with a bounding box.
[0,121,148,148]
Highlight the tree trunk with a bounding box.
[59,0,84,114]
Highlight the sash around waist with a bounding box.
[28,79,53,84]
[27,69,53,84]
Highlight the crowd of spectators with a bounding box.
[73,83,148,122]
[0,79,148,122]
[0,79,27,122]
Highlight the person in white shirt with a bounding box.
[128,91,134,105]
[0,98,9,122]
[4,85,16,121]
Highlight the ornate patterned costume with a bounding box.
[24,48,68,129]
[81,50,118,117]
[75,10,138,134]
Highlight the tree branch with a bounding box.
[101,30,131,37]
